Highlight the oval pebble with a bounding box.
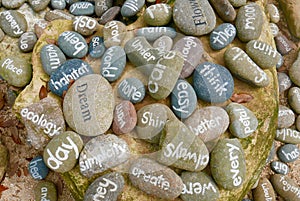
[288,87,300,114]
[253,178,276,201]
[184,106,229,143]
[270,161,289,175]
[0,56,32,87]
[289,50,300,87]
[210,23,236,50]
[73,16,99,36]
[266,4,280,23]
[34,181,57,201]
[51,0,66,10]
[28,0,50,12]
[40,44,67,76]
[143,3,172,26]
[269,23,279,37]
[112,100,137,135]
[224,47,270,87]
[246,40,281,69]
[226,102,258,138]
[278,105,295,129]
[43,131,83,173]
[98,6,121,25]
[277,144,300,163]
[84,172,124,201]
[101,46,126,82]
[0,10,28,38]
[79,134,130,177]
[181,171,219,201]
[275,33,293,55]
[58,31,88,58]
[173,0,216,36]
[121,0,145,17]
[172,36,203,78]
[235,3,263,42]
[1,0,26,9]
[49,59,93,97]
[278,72,292,93]
[117,77,145,104]
[69,2,94,16]
[209,0,236,22]
[18,32,37,53]
[95,0,113,17]
[171,79,197,119]
[63,74,114,136]
[193,62,234,103]
[88,36,106,58]
[270,174,300,201]
[158,119,209,172]
[135,27,177,42]
[210,138,246,190]
[129,157,183,200]
[28,156,49,180]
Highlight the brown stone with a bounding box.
[275,33,294,55]
[209,0,236,22]
[253,178,276,201]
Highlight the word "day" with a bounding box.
[21,108,62,137]
[93,178,118,200]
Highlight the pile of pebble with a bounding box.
[0,0,299,201]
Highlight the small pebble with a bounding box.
[277,144,300,163]
[135,27,177,41]
[270,161,289,175]
[117,77,145,103]
[28,156,49,180]
[210,23,236,50]
[209,0,236,22]
[121,0,145,17]
[58,31,88,58]
[269,23,279,37]
[0,10,28,38]
[253,178,276,201]
[278,72,292,93]
[270,174,300,200]
[288,87,300,114]
[43,131,83,173]
[276,53,284,69]
[28,0,51,12]
[51,0,66,10]
[18,32,37,53]
[73,16,99,36]
[266,4,280,23]
[94,0,113,17]
[98,6,120,25]
[143,3,172,26]
[88,36,106,58]
[34,181,57,201]
[275,33,293,55]
[69,2,95,16]
[277,105,295,129]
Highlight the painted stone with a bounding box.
[210,23,236,50]
[88,36,106,58]
[117,77,145,103]
[135,27,177,41]
[94,0,113,17]
[288,87,300,114]
[275,33,293,55]
[28,156,49,180]
[103,20,127,47]
[277,144,300,163]
[270,161,289,175]
[121,0,145,17]
[0,10,27,38]
[28,0,50,12]
[209,0,236,22]
[277,128,300,144]
[45,9,74,21]
[278,72,292,93]
[58,31,88,58]
[153,35,173,57]
[34,181,57,201]
[18,32,37,53]
[143,3,172,26]
[73,16,99,36]
[266,4,280,23]
[253,178,276,201]
[277,105,295,129]
[69,2,95,16]
[270,174,300,200]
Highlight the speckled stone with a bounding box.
[18,32,37,53]
[98,6,121,25]
[69,2,95,16]
[40,44,66,76]
[43,131,83,172]
[117,77,145,103]
[266,4,280,23]
[158,119,209,172]
[95,0,113,17]
[193,62,234,103]
[253,178,276,201]
[63,74,114,136]
[73,16,99,36]
[270,174,300,200]
[79,134,130,177]
[49,59,93,97]
[172,36,203,78]
[112,100,137,135]
[58,31,88,58]
[84,172,124,201]
[289,50,300,87]
[210,23,236,50]
[121,0,145,17]
[288,87,300,114]
[278,105,295,129]
[226,102,258,138]
[88,36,106,58]
[277,144,300,163]
[0,10,27,38]
[28,0,50,12]
[235,3,263,42]
[278,72,292,93]
[270,161,289,175]
[210,138,246,190]
[0,56,32,87]
[34,181,57,201]
[143,3,172,26]
[184,106,229,143]
[246,40,281,69]
[129,157,184,200]
[173,0,216,36]
[209,0,236,22]
[100,46,126,82]
[224,47,270,87]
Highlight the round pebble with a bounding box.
[226,102,258,138]
[270,161,289,175]
[58,31,88,58]
[34,181,57,201]
[266,4,280,23]
[101,46,126,82]
[69,2,95,16]
[278,72,292,93]
[94,0,113,17]
[0,56,32,87]
[18,32,37,53]
[173,0,216,36]
[28,0,51,12]
[193,62,234,103]
[0,10,28,38]
[270,174,300,200]
[88,36,106,58]
[51,0,66,10]
[73,16,99,36]
[43,131,83,173]
[143,3,172,26]
[28,156,49,180]
[210,23,236,50]
[253,178,276,201]
[277,144,300,163]
[275,33,293,55]
[40,44,67,76]
[288,87,300,114]
[117,77,145,104]
[63,74,114,136]
[278,105,295,129]
[112,100,137,135]
[121,0,145,17]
